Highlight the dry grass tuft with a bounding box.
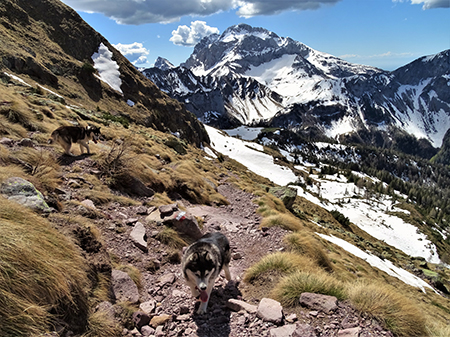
[82,309,121,337]
[261,212,303,232]
[426,322,450,337]
[0,101,38,131]
[244,252,316,283]
[146,193,175,208]
[346,280,427,337]
[0,198,89,336]
[284,232,333,271]
[271,270,346,307]
[257,194,287,217]
[156,226,188,249]
[14,147,61,192]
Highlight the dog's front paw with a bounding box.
[197,304,207,315]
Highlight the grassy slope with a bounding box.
[0,0,449,336]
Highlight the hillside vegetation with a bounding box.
[0,0,450,336]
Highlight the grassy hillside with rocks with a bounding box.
[0,0,450,336]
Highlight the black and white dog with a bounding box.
[48,125,101,156]
[181,232,232,314]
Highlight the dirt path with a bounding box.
[50,157,393,336]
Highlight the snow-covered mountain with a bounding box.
[154,57,175,71]
[143,24,450,153]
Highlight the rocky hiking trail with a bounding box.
[52,157,395,337]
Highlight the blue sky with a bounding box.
[60,0,449,71]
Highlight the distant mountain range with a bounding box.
[143,24,450,157]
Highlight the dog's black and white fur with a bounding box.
[48,125,101,156]
[181,232,232,314]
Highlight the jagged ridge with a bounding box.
[143,24,450,154]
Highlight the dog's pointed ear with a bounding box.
[203,252,211,262]
[190,252,198,261]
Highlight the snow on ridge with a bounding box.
[317,234,435,293]
[205,125,297,186]
[92,43,123,94]
[393,78,450,147]
[207,125,442,266]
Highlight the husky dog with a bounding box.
[48,125,101,156]
[181,232,232,314]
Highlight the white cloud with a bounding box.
[170,21,219,47]
[113,42,149,65]
[235,0,342,17]
[60,0,343,24]
[393,0,450,9]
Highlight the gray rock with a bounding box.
[158,203,178,216]
[94,301,115,321]
[285,313,297,323]
[111,269,139,304]
[81,199,96,209]
[299,292,338,314]
[162,210,202,240]
[135,205,149,215]
[269,186,297,210]
[257,298,283,325]
[132,311,151,330]
[292,324,317,337]
[18,138,34,147]
[0,177,51,212]
[0,137,14,146]
[269,324,297,337]
[140,300,157,314]
[130,222,148,252]
[337,327,362,337]
[227,299,258,314]
[125,218,139,226]
[158,273,175,286]
[140,326,155,337]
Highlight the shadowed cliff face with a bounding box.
[0,0,209,146]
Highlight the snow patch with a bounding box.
[92,43,123,94]
[205,125,297,186]
[317,233,435,293]
[223,126,263,140]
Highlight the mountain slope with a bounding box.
[0,0,209,146]
[144,24,450,154]
[1,2,450,336]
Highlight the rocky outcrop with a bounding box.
[0,176,51,212]
[146,203,203,240]
[269,186,297,210]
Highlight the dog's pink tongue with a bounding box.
[199,290,208,302]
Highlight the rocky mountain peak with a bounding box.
[154,56,175,71]
[145,24,449,153]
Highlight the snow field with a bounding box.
[205,125,444,291]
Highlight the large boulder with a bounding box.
[269,186,297,210]
[299,292,338,314]
[162,210,202,240]
[257,298,283,325]
[111,269,140,304]
[0,177,51,213]
[147,203,203,240]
